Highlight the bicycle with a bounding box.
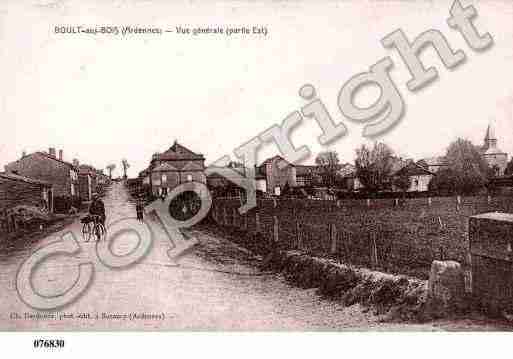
[81,215,107,242]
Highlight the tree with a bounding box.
[393,172,411,196]
[106,164,116,179]
[506,158,513,176]
[315,151,340,188]
[121,159,130,179]
[429,138,491,195]
[355,142,394,193]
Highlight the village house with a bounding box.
[337,163,364,191]
[78,164,98,202]
[0,172,53,234]
[392,162,435,192]
[149,141,206,196]
[255,156,296,196]
[95,169,110,186]
[4,148,79,199]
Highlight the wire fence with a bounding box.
[211,195,513,279]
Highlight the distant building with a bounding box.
[480,123,508,177]
[78,164,98,202]
[337,163,364,191]
[256,156,296,196]
[4,148,79,198]
[149,141,206,196]
[295,165,317,187]
[95,169,110,186]
[392,162,435,192]
[0,172,53,234]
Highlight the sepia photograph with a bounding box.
[1,0,513,355]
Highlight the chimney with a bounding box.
[59,149,63,161]
[73,158,79,167]
[48,147,56,158]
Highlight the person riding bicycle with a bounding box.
[89,194,106,227]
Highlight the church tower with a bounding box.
[481,122,508,177]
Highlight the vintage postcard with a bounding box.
[1,0,513,349]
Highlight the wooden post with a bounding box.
[366,198,371,207]
[370,231,378,267]
[394,198,399,207]
[242,213,247,230]
[255,212,261,233]
[330,223,337,254]
[428,197,432,206]
[296,221,302,250]
[487,194,492,205]
[273,215,279,244]
[233,208,238,228]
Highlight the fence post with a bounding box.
[296,220,302,250]
[330,223,338,254]
[273,215,279,244]
[242,213,247,230]
[255,212,261,233]
[233,208,238,228]
[370,231,378,267]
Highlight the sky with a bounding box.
[0,0,512,178]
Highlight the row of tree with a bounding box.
[314,137,508,195]
[105,159,130,179]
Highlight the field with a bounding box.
[210,195,513,279]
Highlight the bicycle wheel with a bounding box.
[82,222,93,242]
[94,223,107,241]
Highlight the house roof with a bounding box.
[156,141,205,161]
[0,172,52,187]
[258,155,294,168]
[78,164,97,175]
[418,156,447,167]
[394,162,435,177]
[13,151,78,169]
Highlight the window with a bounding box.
[162,174,167,183]
[186,174,193,182]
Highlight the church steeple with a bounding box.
[484,122,498,150]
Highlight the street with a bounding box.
[0,182,509,331]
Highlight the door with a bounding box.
[48,189,54,213]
